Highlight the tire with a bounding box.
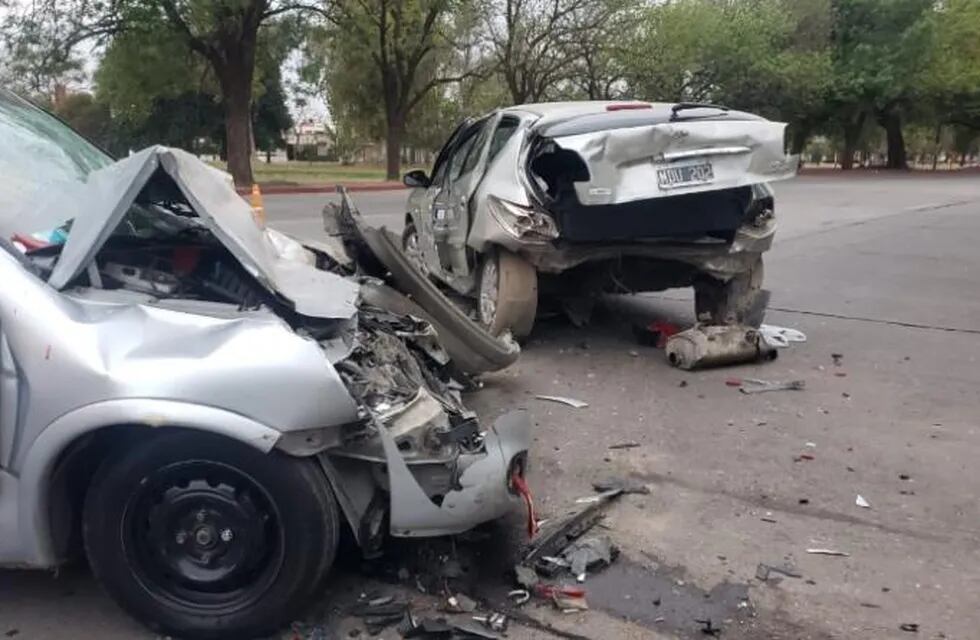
[83,430,339,640]
[478,247,538,339]
[401,219,428,276]
[694,255,767,327]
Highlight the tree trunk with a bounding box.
[385,115,404,181]
[879,110,908,170]
[222,82,254,187]
[842,114,865,171]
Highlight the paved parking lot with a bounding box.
[2,174,979,639]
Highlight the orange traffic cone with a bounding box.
[249,183,265,227]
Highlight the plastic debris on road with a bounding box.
[855,494,871,508]
[759,324,807,348]
[806,548,850,557]
[535,394,589,409]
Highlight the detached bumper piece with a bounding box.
[381,410,532,537]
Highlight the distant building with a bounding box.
[286,120,334,160]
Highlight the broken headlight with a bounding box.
[487,195,559,244]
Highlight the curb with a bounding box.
[237,182,406,195]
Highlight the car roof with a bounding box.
[501,101,670,118]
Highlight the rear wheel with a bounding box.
[478,247,538,339]
[83,431,338,640]
[694,256,767,327]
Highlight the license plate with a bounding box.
[657,162,714,189]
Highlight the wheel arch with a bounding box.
[16,399,282,568]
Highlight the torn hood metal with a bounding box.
[38,146,357,320]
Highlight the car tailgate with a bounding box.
[539,119,798,207]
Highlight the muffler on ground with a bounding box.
[665,324,777,370]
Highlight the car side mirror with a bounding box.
[403,169,431,188]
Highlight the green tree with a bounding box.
[830,0,937,169]
[318,0,480,179]
[3,0,323,186]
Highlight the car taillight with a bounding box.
[486,196,559,243]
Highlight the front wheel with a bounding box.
[478,247,538,339]
[83,431,339,640]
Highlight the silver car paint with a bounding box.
[41,146,359,320]
[412,102,795,288]
[0,145,530,568]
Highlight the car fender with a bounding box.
[16,398,281,568]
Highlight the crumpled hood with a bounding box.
[38,146,358,320]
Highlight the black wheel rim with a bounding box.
[121,460,284,613]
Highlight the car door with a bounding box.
[413,118,473,278]
[431,117,497,283]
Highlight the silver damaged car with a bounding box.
[0,90,531,639]
[402,101,799,337]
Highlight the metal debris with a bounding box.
[738,378,806,394]
[608,441,641,450]
[591,477,650,495]
[472,612,508,632]
[756,563,803,581]
[855,494,871,509]
[507,589,530,606]
[350,595,409,634]
[899,623,920,633]
[445,593,478,613]
[666,325,778,370]
[519,489,620,576]
[561,535,618,580]
[806,548,850,557]
[535,394,589,408]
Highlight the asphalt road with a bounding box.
[2,174,979,640]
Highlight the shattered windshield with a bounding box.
[0,90,111,235]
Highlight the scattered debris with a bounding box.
[696,617,722,636]
[608,441,641,450]
[725,378,744,387]
[739,378,806,394]
[507,589,530,606]
[519,489,620,577]
[798,498,810,505]
[759,324,807,348]
[666,325,777,370]
[472,612,508,633]
[679,379,689,387]
[445,593,478,614]
[860,602,882,609]
[834,371,847,377]
[760,516,778,523]
[591,477,650,495]
[899,473,911,481]
[513,565,540,589]
[794,453,815,462]
[831,353,843,366]
[561,535,619,580]
[899,623,920,633]
[350,595,409,634]
[806,548,849,557]
[756,563,803,581]
[855,494,871,509]
[535,394,589,409]
[401,616,452,638]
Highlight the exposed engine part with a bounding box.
[102,262,179,296]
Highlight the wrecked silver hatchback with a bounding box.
[403,101,798,336]
[0,90,529,639]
